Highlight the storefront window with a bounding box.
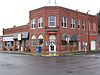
[5,41,14,47]
[11,41,14,46]
[39,39,43,45]
[38,35,43,45]
[69,41,78,45]
[0,43,2,48]
[32,39,36,46]
[31,35,36,46]
[61,40,67,45]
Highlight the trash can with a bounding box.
[36,45,41,56]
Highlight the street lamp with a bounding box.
[87,10,90,51]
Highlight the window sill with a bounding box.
[31,28,36,29]
[62,27,67,28]
[38,27,43,29]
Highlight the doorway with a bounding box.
[49,35,56,52]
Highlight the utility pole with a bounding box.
[87,10,90,51]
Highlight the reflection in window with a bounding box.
[38,35,43,45]
[70,18,75,29]
[78,19,80,29]
[38,17,43,28]
[31,18,36,29]
[31,35,36,46]
[62,16,67,28]
[48,16,56,27]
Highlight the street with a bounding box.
[0,53,100,75]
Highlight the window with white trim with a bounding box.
[31,19,36,29]
[48,16,56,27]
[62,16,67,28]
[38,17,43,28]
[78,19,80,29]
[70,18,75,29]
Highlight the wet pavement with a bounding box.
[0,53,100,75]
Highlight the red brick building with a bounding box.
[3,24,29,51]
[2,6,98,53]
[29,6,98,53]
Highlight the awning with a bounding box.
[70,34,78,41]
[21,32,29,39]
[62,33,70,40]
[3,32,29,39]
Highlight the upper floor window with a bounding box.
[62,16,67,28]
[70,18,75,29]
[93,23,96,31]
[89,21,91,31]
[82,21,85,30]
[31,19,36,29]
[38,17,43,28]
[78,19,80,29]
[48,16,56,27]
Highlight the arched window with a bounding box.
[38,35,43,45]
[31,35,36,46]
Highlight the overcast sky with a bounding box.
[0,0,100,35]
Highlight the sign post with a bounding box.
[18,34,22,50]
[66,37,70,52]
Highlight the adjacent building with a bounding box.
[2,24,29,51]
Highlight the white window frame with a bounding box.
[82,21,85,30]
[31,19,36,29]
[70,18,75,29]
[48,16,56,27]
[62,16,67,28]
[38,17,43,28]
[78,19,80,29]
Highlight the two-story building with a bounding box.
[2,6,98,53]
[29,6,98,53]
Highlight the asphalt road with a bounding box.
[0,53,100,75]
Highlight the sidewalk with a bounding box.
[0,50,100,56]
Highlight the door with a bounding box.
[49,35,56,52]
[49,42,56,52]
[91,41,96,51]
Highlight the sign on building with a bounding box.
[3,37,14,41]
[18,34,21,40]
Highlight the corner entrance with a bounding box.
[49,35,56,52]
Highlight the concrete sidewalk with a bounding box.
[0,50,100,56]
[0,51,61,56]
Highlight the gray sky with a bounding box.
[0,0,100,35]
